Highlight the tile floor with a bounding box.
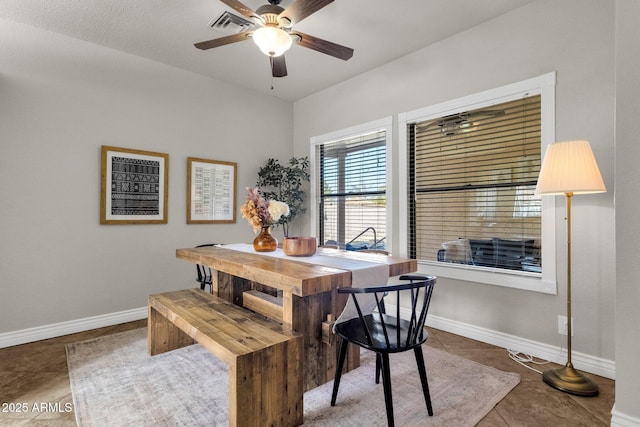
[0,320,614,426]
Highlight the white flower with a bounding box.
[267,200,290,222]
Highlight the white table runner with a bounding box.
[221,243,389,326]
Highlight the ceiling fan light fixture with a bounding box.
[252,25,292,57]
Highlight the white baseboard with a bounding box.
[0,307,148,349]
[425,313,615,379]
[611,405,640,427]
[385,304,615,380]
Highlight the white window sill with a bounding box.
[418,260,556,294]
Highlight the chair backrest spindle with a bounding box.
[351,293,375,347]
[374,291,391,348]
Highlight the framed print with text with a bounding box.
[100,146,169,224]
[187,157,237,224]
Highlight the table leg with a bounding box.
[216,270,252,306]
[289,290,360,391]
[282,291,294,332]
[213,270,360,391]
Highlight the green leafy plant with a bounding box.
[256,157,310,237]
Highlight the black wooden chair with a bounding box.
[195,244,218,293]
[331,275,436,427]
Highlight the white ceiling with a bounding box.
[0,0,535,101]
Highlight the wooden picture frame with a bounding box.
[187,157,237,224]
[100,145,169,224]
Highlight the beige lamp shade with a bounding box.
[535,140,606,196]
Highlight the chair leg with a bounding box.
[414,346,434,416]
[376,353,382,384]
[380,353,395,427]
[331,338,349,406]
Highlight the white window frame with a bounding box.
[398,73,557,294]
[310,116,393,251]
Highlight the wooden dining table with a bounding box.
[176,244,417,391]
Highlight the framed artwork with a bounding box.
[187,157,237,224]
[100,146,169,224]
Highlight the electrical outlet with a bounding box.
[557,315,574,336]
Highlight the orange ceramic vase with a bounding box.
[253,225,278,252]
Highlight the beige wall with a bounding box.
[294,0,616,370]
[614,0,640,421]
[0,18,292,332]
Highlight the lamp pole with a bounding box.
[542,192,598,396]
[566,192,573,366]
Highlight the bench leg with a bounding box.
[148,305,194,356]
[229,337,303,427]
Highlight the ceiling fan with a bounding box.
[194,0,354,78]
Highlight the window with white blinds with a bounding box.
[315,130,387,250]
[408,95,542,273]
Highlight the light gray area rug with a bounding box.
[66,328,520,426]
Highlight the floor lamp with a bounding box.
[535,140,606,396]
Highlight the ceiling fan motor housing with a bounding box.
[255,4,291,28]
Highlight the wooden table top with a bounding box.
[176,246,417,297]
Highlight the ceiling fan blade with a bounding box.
[292,31,353,61]
[219,0,259,20]
[194,31,252,50]
[270,55,288,78]
[279,0,334,25]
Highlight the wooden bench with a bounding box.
[148,288,303,427]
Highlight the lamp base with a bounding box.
[543,364,599,396]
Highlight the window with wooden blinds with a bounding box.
[408,95,542,272]
[315,130,387,250]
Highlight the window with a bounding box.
[399,73,557,294]
[410,95,542,270]
[311,118,392,252]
